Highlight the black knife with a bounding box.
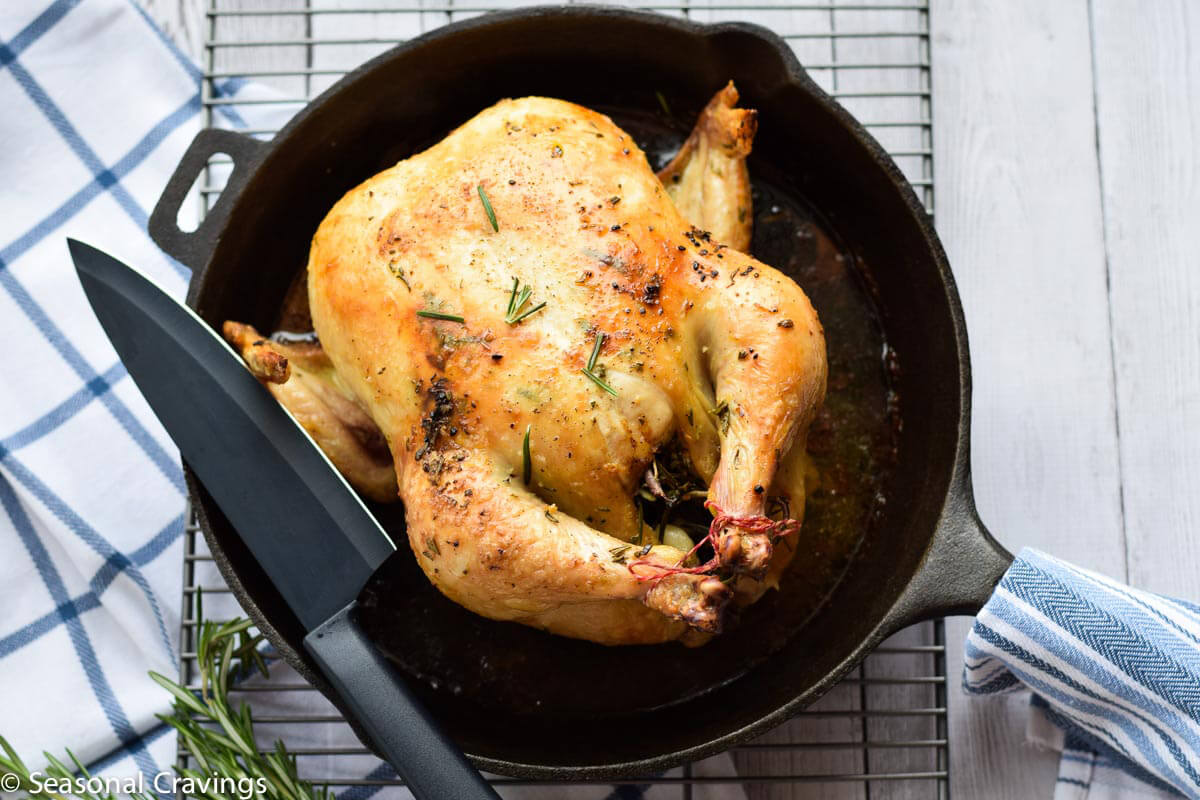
[67,239,500,800]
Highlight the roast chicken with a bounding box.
[225,84,827,645]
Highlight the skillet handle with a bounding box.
[148,129,264,273]
[883,494,1014,632]
[303,602,502,800]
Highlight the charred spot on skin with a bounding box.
[778,319,795,329]
[641,274,663,306]
[421,535,441,560]
[415,377,455,462]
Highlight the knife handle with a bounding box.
[303,602,501,800]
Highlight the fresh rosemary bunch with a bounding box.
[0,593,332,800]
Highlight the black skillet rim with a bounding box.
[181,4,972,780]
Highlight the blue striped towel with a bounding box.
[966,548,1200,798]
[0,1,750,797]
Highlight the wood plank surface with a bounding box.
[1090,0,1200,600]
[929,0,1126,797]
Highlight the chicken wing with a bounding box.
[656,82,757,252]
[222,321,397,502]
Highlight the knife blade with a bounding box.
[68,239,500,800]
[69,239,394,630]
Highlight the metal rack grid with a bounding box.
[182,2,944,797]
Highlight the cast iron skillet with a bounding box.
[148,6,1013,780]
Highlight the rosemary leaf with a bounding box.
[581,368,618,397]
[477,184,499,232]
[522,424,532,485]
[149,670,207,715]
[416,309,465,323]
[655,90,672,116]
[505,276,519,317]
[586,331,606,372]
[509,300,547,324]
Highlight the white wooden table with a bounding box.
[141,1,1200,796]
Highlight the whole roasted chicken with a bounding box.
[225,85,827,645]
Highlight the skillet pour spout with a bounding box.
[150,5,1011,779]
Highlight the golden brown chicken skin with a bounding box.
[298,95,827,645]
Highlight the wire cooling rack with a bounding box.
[183,2,944,797]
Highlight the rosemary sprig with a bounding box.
[153,598,331,800]
[504,278,546,325]
[416,309,465,323]
[477,184,499,232]
[581,331,618,396]
[522,424,532,485]
[0,593,332,800]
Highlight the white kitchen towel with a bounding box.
[0,2,746,798]
[965,548,1200,799]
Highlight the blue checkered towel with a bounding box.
[0,0,282,780]
[967,548,1200,798]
